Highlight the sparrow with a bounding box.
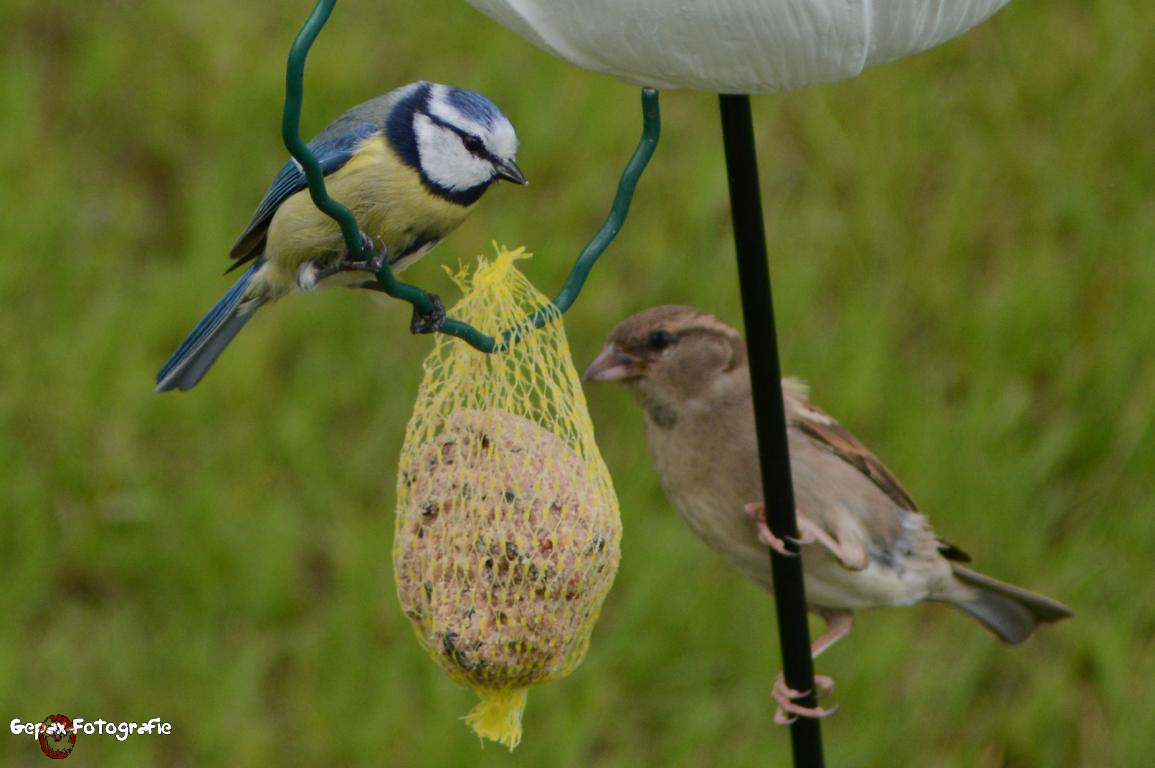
[156,81,526,392]
[584,305,1072,722]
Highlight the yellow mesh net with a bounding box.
[393,245,622,750]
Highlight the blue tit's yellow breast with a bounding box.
[261,135,475,294]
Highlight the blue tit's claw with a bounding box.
[358,231,375,257]
[356,233,389,273]
[322,232,388,278]
[310,235,389,286]
[410,294,447,335]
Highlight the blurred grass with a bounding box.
[2,0,1153,765]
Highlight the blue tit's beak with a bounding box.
[582,344,641,382]
[495,158,527,185]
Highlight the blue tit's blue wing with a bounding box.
[227,115,382,269]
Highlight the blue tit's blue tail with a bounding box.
[155,264,264,392]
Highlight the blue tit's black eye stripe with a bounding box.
[425,113,494,162]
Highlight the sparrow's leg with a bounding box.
[812,609,853,657]
[745,501,861,570]
[772,610,853,725]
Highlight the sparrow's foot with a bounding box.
[773,671,835,701]
[744,501,864,569]
[772,672,839,726]
[745,502,810,557]
[410,294,446,334]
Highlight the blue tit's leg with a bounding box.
[409,294,446,335]
[308,232,388,285]
[352,279,446,335]
[350,232,388,272]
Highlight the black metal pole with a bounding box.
[719,94,825,767]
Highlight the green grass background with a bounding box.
[2,0,1153,765]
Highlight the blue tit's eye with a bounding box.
[648,330,675,350]
[463,135,484,154]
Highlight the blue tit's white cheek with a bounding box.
[489,118,519,164]
[413,114,493,192]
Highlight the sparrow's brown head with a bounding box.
[583,305,746,404]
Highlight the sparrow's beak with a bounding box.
[582,345,641,382]
[495,158,528,185]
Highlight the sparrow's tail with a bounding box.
[155,264,265,393]
[949,564,1073,645]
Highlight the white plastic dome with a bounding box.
[465,0,1012,92]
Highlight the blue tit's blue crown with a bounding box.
[445,87,505,129]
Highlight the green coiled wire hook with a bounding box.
[282,0,660,353]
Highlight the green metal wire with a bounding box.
[499,87,660,350]
[283,0,437,323]
[282,0,658,352]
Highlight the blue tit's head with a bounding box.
[386,82,525,206]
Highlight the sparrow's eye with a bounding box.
[462,135,484,154]
[648,329,675,350]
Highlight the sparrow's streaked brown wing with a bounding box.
[790,398,971,563]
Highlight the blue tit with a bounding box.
[155,81,526,392]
